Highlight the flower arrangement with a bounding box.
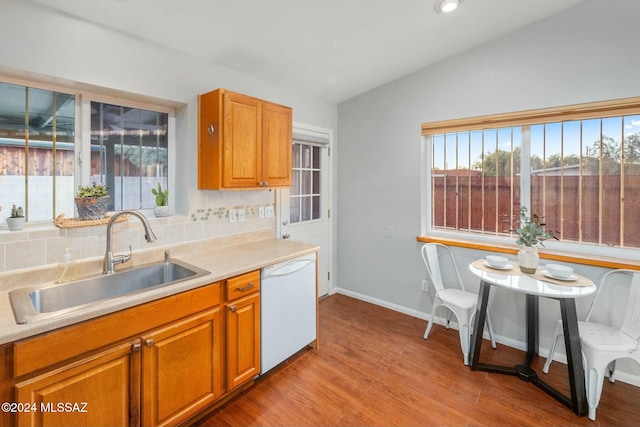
[511,207,555,247]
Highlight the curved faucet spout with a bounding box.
[104,210,157,275]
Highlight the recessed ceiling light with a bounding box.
[435,0,462,13]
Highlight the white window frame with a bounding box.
[421,100,640,261]
[0,74,176,225]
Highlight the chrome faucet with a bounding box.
[103,210,157,274]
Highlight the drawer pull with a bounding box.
[236,283,255,292]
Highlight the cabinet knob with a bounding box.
[207,124,215,136]
[229,305,237,312]
[145,339,154,347]
[282,233,291,239]
[132,342,141,352]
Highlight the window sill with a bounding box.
[416,235,640,271]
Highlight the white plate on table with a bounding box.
[541,270,578,281]
[483,261,513,270]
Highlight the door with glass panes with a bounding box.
[277,128,331,296]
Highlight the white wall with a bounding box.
[336,0,640,381]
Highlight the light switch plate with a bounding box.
[237,208,246,222]
[258,207,265,219]
[228,209,237,223]
[265,205,274,218]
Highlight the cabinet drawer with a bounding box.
[226,271,260,301]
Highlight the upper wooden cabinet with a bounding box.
[198,88,292,190]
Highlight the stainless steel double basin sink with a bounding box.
[9,259,210,324]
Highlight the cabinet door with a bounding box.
[222,92,263,188]
[226,293,261,390]
[15,340,141,427]
[262,101,292,187]
[141,308,222,427]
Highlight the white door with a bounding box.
[277,125,332,296]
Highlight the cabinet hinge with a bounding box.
[328,209,330,219]
[327,271,330,281]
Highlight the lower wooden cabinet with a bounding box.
[226,293,260,390]
[15,340,141,427]
[9,272,262,427]
[142,308,222,427]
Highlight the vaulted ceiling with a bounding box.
[27,0,584,103]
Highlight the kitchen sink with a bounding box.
[9,259,210,324]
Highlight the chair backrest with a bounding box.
[587,269,640,340]
[421,243,465,293]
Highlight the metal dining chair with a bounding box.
[542,269,640,420]
[421,243,497,365]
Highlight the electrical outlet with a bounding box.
[258,206,265,219]
[265,205,274,218]
[237,208,246,222]
[228,209,237,223]
[421,279,429,291]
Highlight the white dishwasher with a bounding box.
[260,252,317,374]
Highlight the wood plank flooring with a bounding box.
[197,294,640,426]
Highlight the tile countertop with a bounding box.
[0,237,318,345]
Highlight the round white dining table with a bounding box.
[468,260,597,417]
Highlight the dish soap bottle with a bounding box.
[57,248,77,283]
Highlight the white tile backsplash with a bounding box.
[0,189,277,273]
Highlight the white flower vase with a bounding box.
[518,245,539,274]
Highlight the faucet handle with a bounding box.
[114,245,132,266]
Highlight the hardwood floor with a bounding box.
[198,294,640,426]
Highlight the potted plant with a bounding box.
[151,182,170,217]
[7,205,25,231]
[511,207,555,273]
[75,182,110,220]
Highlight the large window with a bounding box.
[0,82,76,221]
[0,79,173,224]
[91,102,168,211]
[423,98,640,251]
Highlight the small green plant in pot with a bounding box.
[75,182,110,220]
[6,205,25,231]
[510,207,555,273]
[151,183,170,217]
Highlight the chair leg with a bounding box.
[424,299,441,339]
[457,311,472,366]
[584,358,609,421]
[542,332,562,374]
[607,360,617,383]
[445,311,453,330]
[486,313,497,349]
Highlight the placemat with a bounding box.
[471,258,523,275]
[471,259,593,287]
[530,269,593,287]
